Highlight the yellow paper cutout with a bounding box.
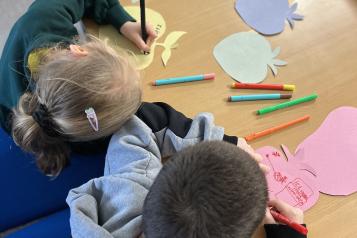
[99,6,166,69]
[99,6,185,69]
[157,31,186,66]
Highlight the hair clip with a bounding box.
[85,107,99,132]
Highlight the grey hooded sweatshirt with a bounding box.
[66,102,305,238]
[66,102,232,238]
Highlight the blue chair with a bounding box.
[0,128,106,237]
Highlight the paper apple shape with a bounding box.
[213,32,287,83]
[235,0,304,35]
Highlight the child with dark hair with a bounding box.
[143,141,306,238]
[67,107,306,238]
[143,141,268,238]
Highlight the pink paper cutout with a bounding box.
[294,107,357,195]
[256,146,319,211]
[256,107,357,211]
[281,145,317,177]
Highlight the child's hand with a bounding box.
[237,138,270,173]
[120,21,157,52]
[264,199,304,224]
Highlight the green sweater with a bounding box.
[0,0,134,133]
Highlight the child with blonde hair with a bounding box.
[0,0,156,176]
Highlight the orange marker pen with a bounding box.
[245,115,310,142]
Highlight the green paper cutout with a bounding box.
[213,31,287,83]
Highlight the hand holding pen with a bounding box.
[264,199,308,235]
[120,0,157,53]
[120,21,157,52]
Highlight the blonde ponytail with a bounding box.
[12,93,69,176]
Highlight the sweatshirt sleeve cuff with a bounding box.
[264,224,307,238]
[106,4,136,31]
[223,134,238,145]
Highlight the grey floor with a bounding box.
[0,0,34,56]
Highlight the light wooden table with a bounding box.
[88,0,357,237]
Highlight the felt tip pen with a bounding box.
[257,93,318,115]
[140,0,149,54]
[232,83,296,91]
[228,94,292,102]
[140,0,148,42]
[270,209,308,235]
[244,115,310,141]
[152,73,215,86]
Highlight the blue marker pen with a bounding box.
[153,73,215,86]
[228,94,292,102]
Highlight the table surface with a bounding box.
[86,0,357,237]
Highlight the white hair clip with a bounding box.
[85,107,99,132]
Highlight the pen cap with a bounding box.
[203,73,216,80]
[283,84,296,91]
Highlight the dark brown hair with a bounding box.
[143,141,268,238]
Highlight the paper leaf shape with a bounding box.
[280,145,317,177]
[294,107,357,196]
[99,6,166,69]
[271,47,281,58]
[158,31,186,66]
[161,48,171,66]
[213,32,287,83]
[287,3,304,28]
[235,0,304,35]
[256,146,319,211]
[268,58,287,76]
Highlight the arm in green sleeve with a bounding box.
[27,0,134,31]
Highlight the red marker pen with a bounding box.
[270,209,308,235]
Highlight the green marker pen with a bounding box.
[257,93,318,115]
